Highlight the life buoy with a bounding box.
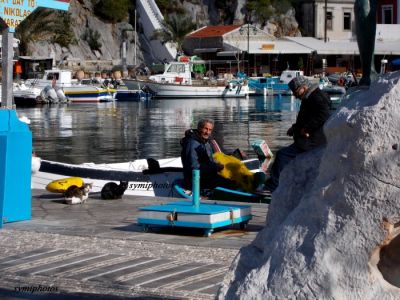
[337,77,345,86]
[46,177,84,193]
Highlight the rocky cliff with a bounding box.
[26,0,300,69]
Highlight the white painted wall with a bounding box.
[137,0,177,63]
[314,1,356,40]
[376,24,400,40]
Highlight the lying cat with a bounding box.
[101,181,129,200]
[64,183,93,205]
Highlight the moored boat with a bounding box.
[32,156,263,198]
[20,69,114,103]
[32,157,184,197]
[124,59,249,98]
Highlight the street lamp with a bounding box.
[239,23,257,76]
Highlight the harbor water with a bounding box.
[17,96,300,164]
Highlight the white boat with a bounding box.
[19,69,114,104]
[319,77,347,95]
[13,81,67,106]
[32,157,183,197]
[124,60,249,98]
[31,156,262,198]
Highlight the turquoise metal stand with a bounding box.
[0,110,32,228]
[192,169,200,209]
[138,169,252,236]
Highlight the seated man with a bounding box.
[264,76,331,192]
[180,118,235,190]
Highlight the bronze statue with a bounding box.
[354,0,378,86]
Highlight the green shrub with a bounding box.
[81,28,102,51]
[51,12,77,47]
[155,0,185,15]
[94,0,131,22]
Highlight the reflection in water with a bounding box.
[17,96,299,164]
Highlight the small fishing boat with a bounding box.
[319,77,346,96]
[32,157,183,197]
[114,81,151,101]
[124,58,249,98]
[248,76,291,95]
[32,156,264,199]
[20,69,114,104]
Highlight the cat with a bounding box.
[101,181,129,200]
[64,183,93,205]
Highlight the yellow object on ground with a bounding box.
[46,177,84,193]
[213,152,261,192]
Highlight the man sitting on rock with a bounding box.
[264,76,331,192]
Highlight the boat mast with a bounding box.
[134,9,137,67]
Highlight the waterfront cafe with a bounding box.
[183,24,400,77]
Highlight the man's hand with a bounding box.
[300,128,310,138]
[287,126,294,136]
[216,163,224,172]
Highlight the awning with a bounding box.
[223,39,313,54]
[217,51,242,57]
[193,48,220,53]
[286,37,400,56]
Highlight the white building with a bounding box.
[297,0,356,41]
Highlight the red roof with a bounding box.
[187,25,241,38]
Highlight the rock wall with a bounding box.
[217,72,400,299]
[26,0,300,68]
[28,0,143,69]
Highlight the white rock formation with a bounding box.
[218,71,400,299]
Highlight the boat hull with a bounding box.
[114,89,151,101]
[124,79,249,98]
[63,87,114,103]
[31,157,262,198]
[32,159,184,197]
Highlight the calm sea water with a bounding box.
[16,96,300,164]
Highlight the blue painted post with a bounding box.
[192,169,200,208]
[0,110,32,228]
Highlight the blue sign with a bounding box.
[0,0,70,32]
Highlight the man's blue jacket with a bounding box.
[180,129,220,188]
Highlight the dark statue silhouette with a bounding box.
[355,0,378,86]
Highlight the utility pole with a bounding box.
[324,0,328,42]
[134,9,137,66]
[239,22,256,76]
[247,23,250,76]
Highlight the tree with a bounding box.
[246,0,294,26]
[94,0,131,22]
[151,14,197,53]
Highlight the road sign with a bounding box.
[0,0,70,33]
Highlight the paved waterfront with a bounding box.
[0,190,268,299]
